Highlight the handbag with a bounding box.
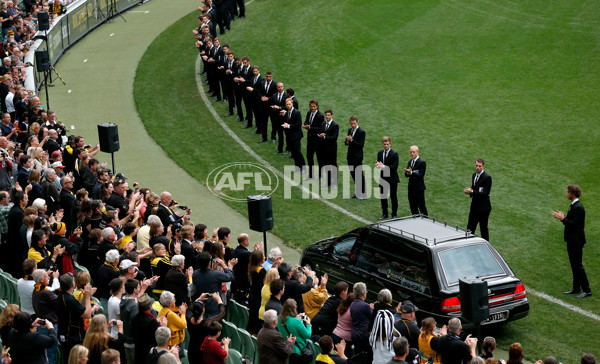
[282,320,313,364]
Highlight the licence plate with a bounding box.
[482,311,508,325]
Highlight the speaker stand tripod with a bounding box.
[48,65,66,86]
[109,151,116,177]
[106,0,126,23]
[40,70,51,110]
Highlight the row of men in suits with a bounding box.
[196,0,246,38]
[192,23,494,233]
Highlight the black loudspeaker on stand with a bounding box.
[247,195,273,252]
[35,50,50,72]
[98,123,120,174]
[38,11,50,31]
[459,278,489,354]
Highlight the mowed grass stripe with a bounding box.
[135,1,600,361]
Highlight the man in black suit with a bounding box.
[270,82,287,153]
[234,56,252,124]
[257,71,277,143]
[552,184,592,298]
[375,136,399,219]
[463,158,492,241]
[219,49,236,116]
[245,66,264,132]
[156,191,191,233]
[232,57,245,121]
[404,145,428,216]
[302,100,324,180]
[280,98,305,173]
[318,109,339,187]
[231,233,252,304]
[345,115,365,198]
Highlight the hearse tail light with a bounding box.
[514,283,526,300]
[441,297,461,312]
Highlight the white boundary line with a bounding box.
[194,58,371,225]
[527,288,599,321]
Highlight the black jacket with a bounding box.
[311,295,342,336]
[281,276,313,313]
[8,327,57,364]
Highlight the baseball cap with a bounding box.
[119,259,138,270]
[401,300,419,314]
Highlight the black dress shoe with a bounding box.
[273,150,283,154]
[237,117,244,122]
[243,124,252,129]
[391,215,397,219]
[351,194,357,199]
[224,112,234,117]
[563,289,581,295]
[282,151,290,155]
[271,139,276,144]
[379,215,389,220]
[257,139,267,143]
[200,72,206,75]
[214,97,222,102]
[575,292,592,298]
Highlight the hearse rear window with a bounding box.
[438,243,506,286]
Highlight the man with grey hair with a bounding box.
[96,249,121,309]
[43,129,62,157]
[431,318,477,364]
[97,227,118,262]
[350,282,373,358]
[257,309,295,364]
[262,246,283,271]
[41,167,60,215]
[59,175,76,233]
[150,326,181,364]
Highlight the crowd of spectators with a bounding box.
[0,1,596,364]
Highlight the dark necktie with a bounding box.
[265,82,270,92]
[411,159,415,169]
[325,122,330,131]
[278,93,282,103]
[474,174,480,185]
[310,112,315,125]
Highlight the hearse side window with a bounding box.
[356,232,430,294]
[438,243,506,286]
[333,236,356,259]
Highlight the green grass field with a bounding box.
[134,1,600,361]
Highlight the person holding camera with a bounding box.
[7,313,57,364]
[277,298,312,364]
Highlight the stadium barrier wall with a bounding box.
[24,0,144,93]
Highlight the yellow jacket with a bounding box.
[302,285,328,320]
[158,307,187,346]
